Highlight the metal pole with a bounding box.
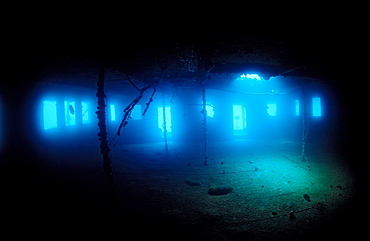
[301,85,308,162]
[162,92,168,153]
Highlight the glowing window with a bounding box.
[110,105,116,121]
[131,105,142,120]
[65,101,76,126]
[158,106,172,133]
[233,105,246,135]
[312,97,322,117]
[267,103,277,116]
[82,102,90,124]
[43,100,58,130]
[295,100,300,116]
[206,103,214,117]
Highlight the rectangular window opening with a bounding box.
[233,104,246,135]
[65,101,76,126]
[312,97,322,117]
[82,101,90,124]
[43,100,58,130]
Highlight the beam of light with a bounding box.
[312,97,322,117]
[43,100,58,130]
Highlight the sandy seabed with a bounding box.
[108,139,358,241]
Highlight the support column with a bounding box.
[201,80,208,165]
[162,92,168,154]
[301,86,309,162]
[96,65,115,204]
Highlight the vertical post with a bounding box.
[201,80,208,165]
[301,85,308,162]
[96,65,115,204]
[162,92,168,154]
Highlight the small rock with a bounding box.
[184,180,201,186]
[303,194,311,202]
[208,186,233,195]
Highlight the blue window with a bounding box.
[312,97,322,117]
[65,101,76,126]
[82,102,90,124]
[43,100,58,130]
[233,105,246,135]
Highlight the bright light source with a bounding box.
[158,106,172,133]
[43,100,57,130]
[82,102,90,124]
[110,104,116,121]
[312,97,322,117]
[65,101,76,126]
[206,103,214,117]
[267,103,277,116]
[240,74,262,81]
[295,100,300,116]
